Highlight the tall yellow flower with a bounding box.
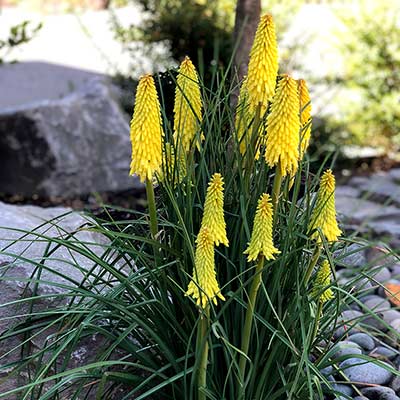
[129,74,164,182]
[311,260,334,303]
[247,14,279,113]
[201,173,229,247]
[186,226,225,308]
[244,193,280,262]
[173,56,203,152]
[309,169,342,242]
[298,79,312,158]
[265,75,300,177]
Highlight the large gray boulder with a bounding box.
[0,201,123,398]
[0,77,138,197]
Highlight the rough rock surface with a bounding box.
[337,171,400,246]
[0,78,139,197]
[0,201,122,398]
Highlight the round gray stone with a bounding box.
[332,341,363,359]
[361,386,396,399]
[340,358,393,385]
[389,319,400,335]
[360,294,384,303]
[348,333,375,351]
[332,382,353,398]
[364,298,391,312]
[383,310,400,325]
[320,365,334,376]
[391,265,400,278]
[371,267,392,283]
[390,375,400,392]
[371,346,399,361]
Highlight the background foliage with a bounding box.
[330,0,400,151]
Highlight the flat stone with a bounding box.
[353,397,368,400]
[391,375,400,392]
[371,267,392,284]
[340,358,393,385]
[348,176,371,188]
[383,310,400,325]
[335,244,368,267]
[389,168,400,183]
[369,220,400,238]
[364,298,391,313]
[360,294,384,303]
[367,247,399,269]
[334,310,364,339]
[332,383,353,398]
[332,341,363,359]
[348,333,375,351]
[336,197,400,224]
[392,265,400,278]
[336,185,361,198]
[320,365,334,375]
[389,319,400,334]
[359,175,400,207]
[361,386,396,399]
[371,346,399,361]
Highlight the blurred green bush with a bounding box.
[333,0,400,151]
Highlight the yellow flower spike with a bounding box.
[312,260,334,303]
[186,227,225,309]
[309,169,342,242]
[298,79,312,158]
[244,193,280,262]
[247,14,279,112]
[265,75,300,177]
[202,173,229,247]
[173,56,203,152]
[129,74,164,182]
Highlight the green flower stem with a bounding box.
[271,161,283,227]
[244,104,262,188]
[197,307,210,400]
[304,245,321,285]
[311,300,323,346]
[145,178,158,240]
[239,256,265,396]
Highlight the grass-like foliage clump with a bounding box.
[0,12,399,400]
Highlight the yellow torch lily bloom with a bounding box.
[201,173,229,247]
[298,79,312,158]
[129,74,164,182]
[173,56,203,152]
[309,169,342,242]
[311,260,334,303]
[244,193,280,262]
[186,226,225,308]
[265,75,300,177]
[247,14,279,113]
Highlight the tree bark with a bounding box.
[233,0,261,82]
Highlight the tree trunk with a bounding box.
[233,0,261,82]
